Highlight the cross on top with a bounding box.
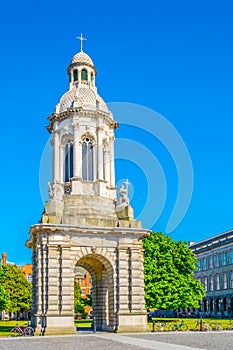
[76,33,87,52]
[124,179,130,192]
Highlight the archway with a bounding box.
[75,253,115,331]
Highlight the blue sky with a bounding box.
[0,0,232,264]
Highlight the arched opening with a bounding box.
[82,137,94,181]
[81,69,88,81]
[73,70,78,82]
[75,253,115,331]
[64,140,74,182]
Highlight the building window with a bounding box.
[216,273,220,290]
[222,252,227,266]
[210,275,214,291]
[223,272,227,289]
[203,258,207,271]
[81,288,86,296]
[208,256,213,269]
[197,259,201,272]
[64,140,73,182]
[204,276,208,291]
[27,274,32,283]
[81,69,88,81]
[82,138,93,181]
[230,251,233,264]
[230,272,233,289]
[214,254,219,268]
[73,70,78,82]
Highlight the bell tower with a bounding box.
[44,37,121,227]
[27,37,150,334]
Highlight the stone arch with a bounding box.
[81,132,96,145]
[61,133,73,145]
[74,252,115,331]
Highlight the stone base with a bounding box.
[116,312,149,333]
[32,314,76,336]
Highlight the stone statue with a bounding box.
[48,182,54,199]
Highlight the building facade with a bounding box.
[190,229,233,318]
[26,40,150,334]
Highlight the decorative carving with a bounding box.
[48,181,64,201]
[115,180,130,210]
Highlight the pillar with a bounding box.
[104,150,110,185]
[73,123,81,178]
[53,127,60,182]
[109,136,115,186]
[59,145,64,182]
[116,246,148,332]
[97,126,104,180]
[129,247,147,312]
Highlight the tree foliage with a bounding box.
[143,232,205,310]
[74,281,86,318]
[1,264,32,313]
[0,266,8,310]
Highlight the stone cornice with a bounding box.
[46,109,117,133]
[30,223,151,238]
[190,228,233,254]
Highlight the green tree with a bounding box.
[143,232,205,310]
[1,264,32,315]
[0,266,8,310]
[74,281,86,318]
[81,292,92,307]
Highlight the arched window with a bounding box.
[81,69,88,81]
[73,70,78,82]
[64,140,73,182]
[82,138,93,181]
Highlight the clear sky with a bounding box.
[0,0,232,264]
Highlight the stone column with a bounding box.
[117,247,130,313]
[93,144,97,181]
[109,136,115,186]
[97,126,104,180]
[53,127,60,182]
[46,245,59,314]
[59,145,64,182]
[73,123,80,178]
[116,244,149,333]
[129,247,147,312]
[60,246,74,316]
[104,150,110,185]
[43,244,75,334]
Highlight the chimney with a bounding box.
[2,252,6,265]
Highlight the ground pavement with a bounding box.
[0,331,232,350]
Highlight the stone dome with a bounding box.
[70,51,94,67]
[58,86,108,113]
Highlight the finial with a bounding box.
[76,33,87,52]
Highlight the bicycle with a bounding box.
[210,321,223,331]
[152,321,168,332]
[226,320,233,330]
[194,319,212,331]
[10,324,34,337]
[169,320,188,331]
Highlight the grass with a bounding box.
[149,318,233,331]
[75,319,92,328]
[0,318,232,336]
[0,320,30,337]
